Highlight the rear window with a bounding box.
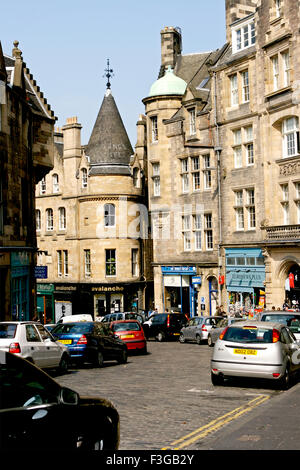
[261,314,300,334]
[0,324,17,339]
[52,323,93,334]
[223,326,274,344]
[169,315,188,326]
[112,322,141,332]
[152,315,167,324]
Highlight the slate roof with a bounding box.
[86,89,133,176]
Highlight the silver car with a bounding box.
[180,316,223,345]
[260,310,300,340]
[207,317,242,347]
[211,320,300,389]
[0,321,70,373]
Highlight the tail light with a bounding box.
[219,326,229,341]
[77,335,87,345]
[272,329,280,343]
[167,315,170,328]
[9,342,21,354]
[202,324,207,332]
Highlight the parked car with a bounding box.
[0,351,120,450]
[44,324,57,333]
[260,311,300,340]
[101,312,144,324]
[110,320,147,354]
[0,321,69,374]
[51,321,127,367]
[58,314,93,324]
[207,317,242,347]
[179,316,224,345]
[142,313,188,342]
[211,320,300,389]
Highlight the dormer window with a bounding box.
[189,108,196,135]
[275,0,281,18]
[232,18,255,54]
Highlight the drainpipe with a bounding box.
[213,71,223,307]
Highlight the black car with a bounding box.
[143,313,189,342]
[0,351,120,450]
[51,321,128,366]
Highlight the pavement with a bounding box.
[199,380,300,450]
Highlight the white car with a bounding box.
[211,320,300,389]
[0,321,70,373]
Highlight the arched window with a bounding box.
[133,167,139,188]
[282,117,299,158]
[46,208,53,231]
[58,207,66,230]
[82,168,88,188]
[40,177,46,195]
[104,204,115,227]
[36,209,41,231]
[52,174,59,193]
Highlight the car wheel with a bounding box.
[57,354,69,374]
[179,333,185,344]
[156,332,165,342]
[196,334,202,345]
[77,416,119,451]
[208,335,213,347]
[211,372,224,386]
[94,350,104,368]
[277,365,291,390]
[118,349,127,364]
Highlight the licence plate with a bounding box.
[121,334,135,339]
[58,339,72,345]
[234,348,257,355]
[173,333,180,336]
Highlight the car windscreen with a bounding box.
[51,323,94,334]
[261,314,300,334]
[222,326,274,344]
[113,322,141,332]
[0,324,17,339]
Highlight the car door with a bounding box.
[24,324,46,367]
[281,327,300,374]
[184,318,195,340]
[35,324,62,368]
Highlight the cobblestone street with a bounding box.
[56,340,280,450]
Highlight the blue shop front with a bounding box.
[161,266,197,316]
[225,248,266,315]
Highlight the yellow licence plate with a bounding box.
[121,334,135,339]
[58,339,72,345]
[234,348,257,355]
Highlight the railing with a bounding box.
[265,224,300,240]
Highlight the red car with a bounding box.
[110,320,147,354]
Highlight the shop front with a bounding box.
[11,251,31,321]
[91,282,145,318]
[37,283,55,323]
[225,248,266,316]
[161,266,197,316]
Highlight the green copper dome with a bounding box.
[148,66,187,98]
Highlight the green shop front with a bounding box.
[225,248,266,315]
[36,283,55,323]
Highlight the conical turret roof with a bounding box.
[86,89,133,175]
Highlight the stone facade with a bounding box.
[0,41,55,320]
[35,90,153,322]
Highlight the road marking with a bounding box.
[162,394,270,450]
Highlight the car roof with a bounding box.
[111,320,141,324]
[0,321,41,325]
[262,310,300,315]
[227,320,286,330]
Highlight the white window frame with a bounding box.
[84,249,91,277]
[189,108,196,135]
[152,162,160,197]
[272,55,279,91]
[58,207,66,230]
[52,174,59,193]
[63,250,69,277]
[282,117,299,158]
[241,70,250,103]
[151,116,158,142]
[131,248,139,277]
[193,214,202,251]
[104,204,116,227]
[230,74,238,106]
[232,18,256,54]
[46,208,53,231]
[40,177,46,195]
[36,209,41,231]
[204,213,213,250]
[57,250,62,277]
[182,215,191,251]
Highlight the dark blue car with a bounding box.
[51,321,127,367]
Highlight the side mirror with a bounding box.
[60,387,79,405]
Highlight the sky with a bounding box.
[1,0,227,147]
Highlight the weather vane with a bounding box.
[104,59,114,89]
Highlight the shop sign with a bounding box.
[34,266,48,279]
[192,276,202,285]
[11,251,30,267]
[91,286,125,292]
[162,266,196,275]
[226,270,265,288]
[37,283,54,294]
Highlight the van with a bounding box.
[142,313,189,342]
[58,314,93,324]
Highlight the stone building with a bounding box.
[0,41,55,320]
[212,0,300,313]
[141,27,227,316]
[35,85,152,322]
[142,0,300,315]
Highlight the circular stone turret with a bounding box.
[148,66,187,98]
